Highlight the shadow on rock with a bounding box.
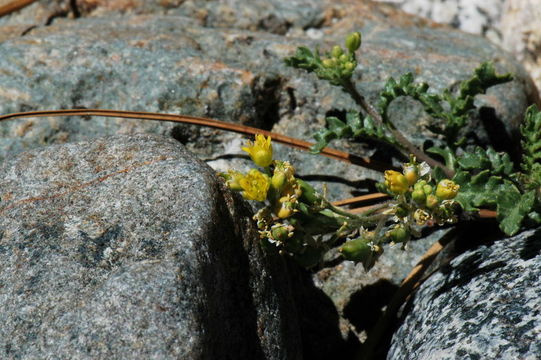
[287,261,361,360]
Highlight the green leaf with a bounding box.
[485,147,514,176]
[310,111,397,153]
[426,146,456,170]
[521,105,541,177]
[528,210,541,225]
[497,189,536,236]
[456,148,491,170]
[453,170,507,211]
[455,146,514,176]
[284,46,321,72]
[459,62,513,98]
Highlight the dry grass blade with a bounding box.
[0,0,38,17]
[0,108,394,172]
[331,193,389,207]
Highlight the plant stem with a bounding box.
[341,80,455,178]
[0,108,393,172]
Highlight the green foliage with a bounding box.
[378,63,512,147]
[284,31,539,247]
[456,146,514,176]
[497,188,536,236]
[307,62,512,154]
[368,68,536,236]
[521,105,541,186]
[310,111,398,153]
[453,170,509,211]
[284,46,321,73]
[448,126,540,235]
[284,43,358,86]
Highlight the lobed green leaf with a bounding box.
[497,188,536,236]
[310,111,397,153]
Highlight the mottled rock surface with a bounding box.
[0,0,537,203]
[398,0,505,42]
[388,228,541,360]
[501,0,541,92]
[398,0,541,91]
[0,134,301,359]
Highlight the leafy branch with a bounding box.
[379,63,512,148]
[285,35,453,177]
[285,32,539,237]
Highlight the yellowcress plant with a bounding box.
[222,136,460,269]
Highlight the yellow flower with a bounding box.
[239,169,270,201]
[435,179,460,200]
[242,134,273,168]
[384,170,409,195]
[413,209,431,225]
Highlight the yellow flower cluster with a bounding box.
[384,170,410,195]
[224,135,303,217]
[383,159,460,230]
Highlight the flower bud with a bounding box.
[322,58,335,68]
[343,62,356,71]
[276,199,296,219]
[386,226,410,243]
[413,180,427,191]
[339,237,372,262]
[423,184,433,195]
[384,170,409,195]
[403,165,418,186]
[339,54,348,62]
[435,179,460,200]
[271,171,286,192]
[425,194,439,209]
[345,31,362,53]
[271,224,293,243]
[331,45,343,58]
[411,189,426,204]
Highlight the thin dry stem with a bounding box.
[0,0,38,17]
[0,108,394,172]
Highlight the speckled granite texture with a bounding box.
[0,134,301,359]
[0,0,537,202]
[388,228,541,360]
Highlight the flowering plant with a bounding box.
[219,31,541,270]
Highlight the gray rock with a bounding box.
[387,227,541,360]
[0,134,301,359]
[398,0,505,42]
[0,0,539,355]
[500,0,541,93]
[0,5,536,201]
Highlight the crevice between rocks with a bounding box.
[251,76,284,131]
